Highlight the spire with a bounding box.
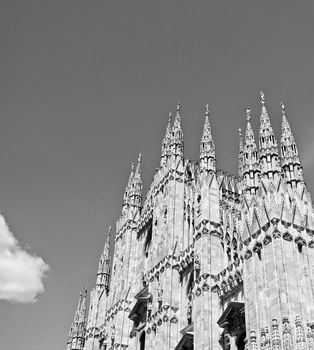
[96,226,111,294]
[258,91,280,178]
[67,288,87,350]
[200,104,215,172]
[280,101,304,186]
[242,108,260,194]
[122,163,135,210]
[244,108,255,146]
[171,100,184,158]
[238,128,243,178]
[160,113,173,166]
[175,100,181,125]
[129,153,143,208]
[134,153,142,181]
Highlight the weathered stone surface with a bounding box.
[67,97,314,350]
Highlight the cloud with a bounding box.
[0,214,49,303]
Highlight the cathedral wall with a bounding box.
[243,220,314,349]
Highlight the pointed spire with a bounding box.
[129,153,143,208]
[67,288,87,350]
[281,101,292,138]
[200,104,215,172]
[280,101,304,186]
[244,108,255,144]
[176,99,181,116]
[122,163,135,210]
[135,153,142,178]
[173,100,182,130]
[259,90,269,124]
[161,113,173,166]
[258,91,280,178]
[242,107,260,194]
[97,226,111,293]
[171,100,184,158]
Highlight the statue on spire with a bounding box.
[245,107,252,122]
[176,99,181,112]
[260,91,266,106]
[205,103,209,116]
[280,101,286,116]
[200,103,215,172]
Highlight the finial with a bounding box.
[176,100,181,112]
[205,104,209,116]
[280,101,286,116]
[260,91,266,106]
[168,112,172,123]
[137,153,142,164]
[239,128,242,136]
[107,226,112,238]
[245,107,252,122]
[131,163,135,173]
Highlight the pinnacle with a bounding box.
[202,104,211,136]
[128,163,135,184]
[260,90,266,106]
[245,107,252,122]
[173,100,182,128]
[280,101,290,131]
[199,103,215,170]
[205,103,209,116]
[135,153,142,176]
[244,108,255,143]
[259,91,271,127]
[176,99,181,112]
[168,112,172,126]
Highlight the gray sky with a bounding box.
[1,1,314,349]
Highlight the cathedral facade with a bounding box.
[66,93,314,350]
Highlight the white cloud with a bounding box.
[0,214,49,303]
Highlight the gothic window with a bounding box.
[144,221,152,258]
[186,271,194,295]
[196,194,201,216]
[140,331,146,350]
[197,194,201,203]
[236,332,246,350]
[186,272,194,325]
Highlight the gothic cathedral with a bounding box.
[66,92,314,350]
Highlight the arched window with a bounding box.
[236,331,246,350]
[144,221,152,258]
[140,331,146,350]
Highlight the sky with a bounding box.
[1,1,314,349]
